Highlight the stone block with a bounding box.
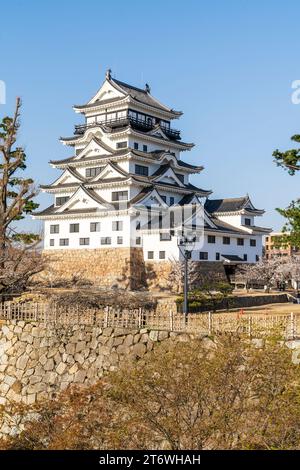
[131,342,147,358]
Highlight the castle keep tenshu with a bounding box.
[34,70,270,288]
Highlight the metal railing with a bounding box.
[74,116,181,140]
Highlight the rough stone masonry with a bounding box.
[0,320,195,407]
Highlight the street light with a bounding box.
[178,235,197,317]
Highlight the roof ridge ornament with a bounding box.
[145,83,151,93]
[106,68,112,80]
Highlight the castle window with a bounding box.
[147,251,154,259]
[237,238,244,246]
[101,237,111,245]
[216,252,220,260]
[55,196,69,206]
[250,239,256,247]
[143,145,148,152]
[59,238,69,246]
[160,233,171,241]
[136,237,141,245]
[244,218,251,226]
[161,195,167,203]
[170,197,175,205]
[223,236,230,245]
[256,254,259,261]
[80,238,89,246]
[112,191,128,201]
[200,251,208,260]
[50,224,59,234]
[49,239,54,246]
[243,254,248,261]
[134,142,139,150]
[112,221,123,231]
[85,167,103,178]
[208,235,215,244]
[70,223,79,233]
[159,251,166,259]
[135,164,149,176]
[90,222,100,232]
[117,237,123,245]
[116,141,127,149]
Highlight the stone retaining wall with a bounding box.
[40,250,228,292]
[0,320,193,407]
[41,248,146,290]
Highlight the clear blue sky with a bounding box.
[1,0,300,232]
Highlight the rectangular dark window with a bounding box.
[117,236,123,245]
[70,223,79,233]
[208,235,216,244]
[55,196,69,206]
[80,238,89,246]
[135,164,149,176]
[223,236,230,245]
[90,222,100,232]
[112,191,128,201]
[161,195,167,203]
[237,238,244,246]
[101,237,111,245]
[160,233,171,241]
[175,173,184,183]
[256,254,259,262]
[159,251,166,260]
[243,254,248,261]
[112,221,123,231]
[116,141,127,149]
[244,218,251,226]
[85,167,103,178]
[147,251,154,260]
[143,145,148,152]
[200,251,208,260]
[134,142,139,150]
[49,239,54,246]
[59,238,69,246]
[50,224,59,234]
[170,197,175,205]
[250,239,256,247]
[136,237,141,245]
[216,252,220,261]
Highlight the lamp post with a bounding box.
[178,235,196,318]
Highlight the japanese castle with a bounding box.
[34,70,271,285]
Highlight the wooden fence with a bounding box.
[0,302,300,339]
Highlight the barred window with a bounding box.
[50,224,59,234]
[112,221,123,231]
[90,222,100,232]
[101,237,111,245]
[70,223,79,233]
[55,196,69,206]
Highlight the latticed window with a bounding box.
[70,223,79,233]
[80,238,89,245]
[90,222,100,232]
[55,196,69,206]
[50,224,59,234]
[101,237,111,245]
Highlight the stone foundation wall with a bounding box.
[41,248,146,290]
[145,260,227,292]
[0,320,194,408]
[40,249,228,292]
